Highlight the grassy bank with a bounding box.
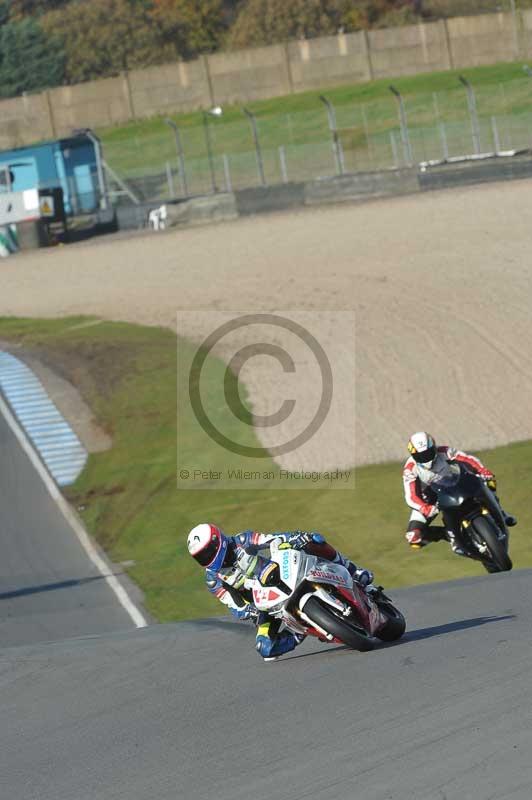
[99,61,532,191]
[1,316,530,621]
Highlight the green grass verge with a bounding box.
[98,61,532,190]
[1,316,530,621]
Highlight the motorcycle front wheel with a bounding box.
[470,515,512,573]
[374,600,406,642]
[303,596,374,652]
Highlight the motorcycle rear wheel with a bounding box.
[470,515,512,573]
[303,596,374,652]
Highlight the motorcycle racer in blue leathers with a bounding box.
[187,523,374,661]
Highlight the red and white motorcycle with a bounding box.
[250,539,406,652]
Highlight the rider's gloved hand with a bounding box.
[479,468,495,482]
[288,531,325,550]
[234,546,258,577]
[486,477,497,491]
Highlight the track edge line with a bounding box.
[0,391,149,629]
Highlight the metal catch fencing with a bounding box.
[101,76,532,204]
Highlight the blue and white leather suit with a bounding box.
[205,530,368,659]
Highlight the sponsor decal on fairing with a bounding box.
[308,567,347,584]
[281,550,291,581]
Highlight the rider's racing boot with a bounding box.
[262,632,306,662]
[446,531,465,556]
[257,613,305,662]
[333,553,374,588]
[405,528,426,549]
[354,568,374,588]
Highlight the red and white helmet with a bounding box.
[407,431,437,469]
[187,523,229,571]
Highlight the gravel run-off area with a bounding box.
[1,180,531,471]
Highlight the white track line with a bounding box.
[0,392,148,629]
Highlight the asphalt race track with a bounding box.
[1,567,531,800]
[0,405,138,647]
[1,381,530,799]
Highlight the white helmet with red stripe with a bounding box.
[407,431,437,469]
[187,523,230,571]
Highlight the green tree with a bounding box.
[42,0,161,83]
[0,1,9,24]
[228,0,425,47]
[227,0,367,48]
[362,0,420,25]
[150,0,225,59]
[9,0,71,19]
[0,16,65,97]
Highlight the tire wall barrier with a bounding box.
[134,155,532,232]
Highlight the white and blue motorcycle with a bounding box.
[248,539,406,653]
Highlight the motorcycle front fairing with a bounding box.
[432,462,470,507]
[436,465,506,529]
[267,545,354,608]
[249,545,314,619]
[274,545,385,637]
[436,470,481,532]
[433,466,508,564]
[475,477,508,532]
[251,543,384,639]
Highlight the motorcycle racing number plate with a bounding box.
[253,586,282,607]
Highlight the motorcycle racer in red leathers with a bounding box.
[187,524,374,662]
[403,432,516,555]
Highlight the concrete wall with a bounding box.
[209,44,293,104]
[418,153,532,189]
[0,10,527,149]
[129,60,213,118]
[514,8,532,59]
[48,75,133,136]
[447,13,518,67]
[368,20,452,78]
[287,31,371,91]
[304,168,420,205]
[134,154,532,232]
[0,93,55,148]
